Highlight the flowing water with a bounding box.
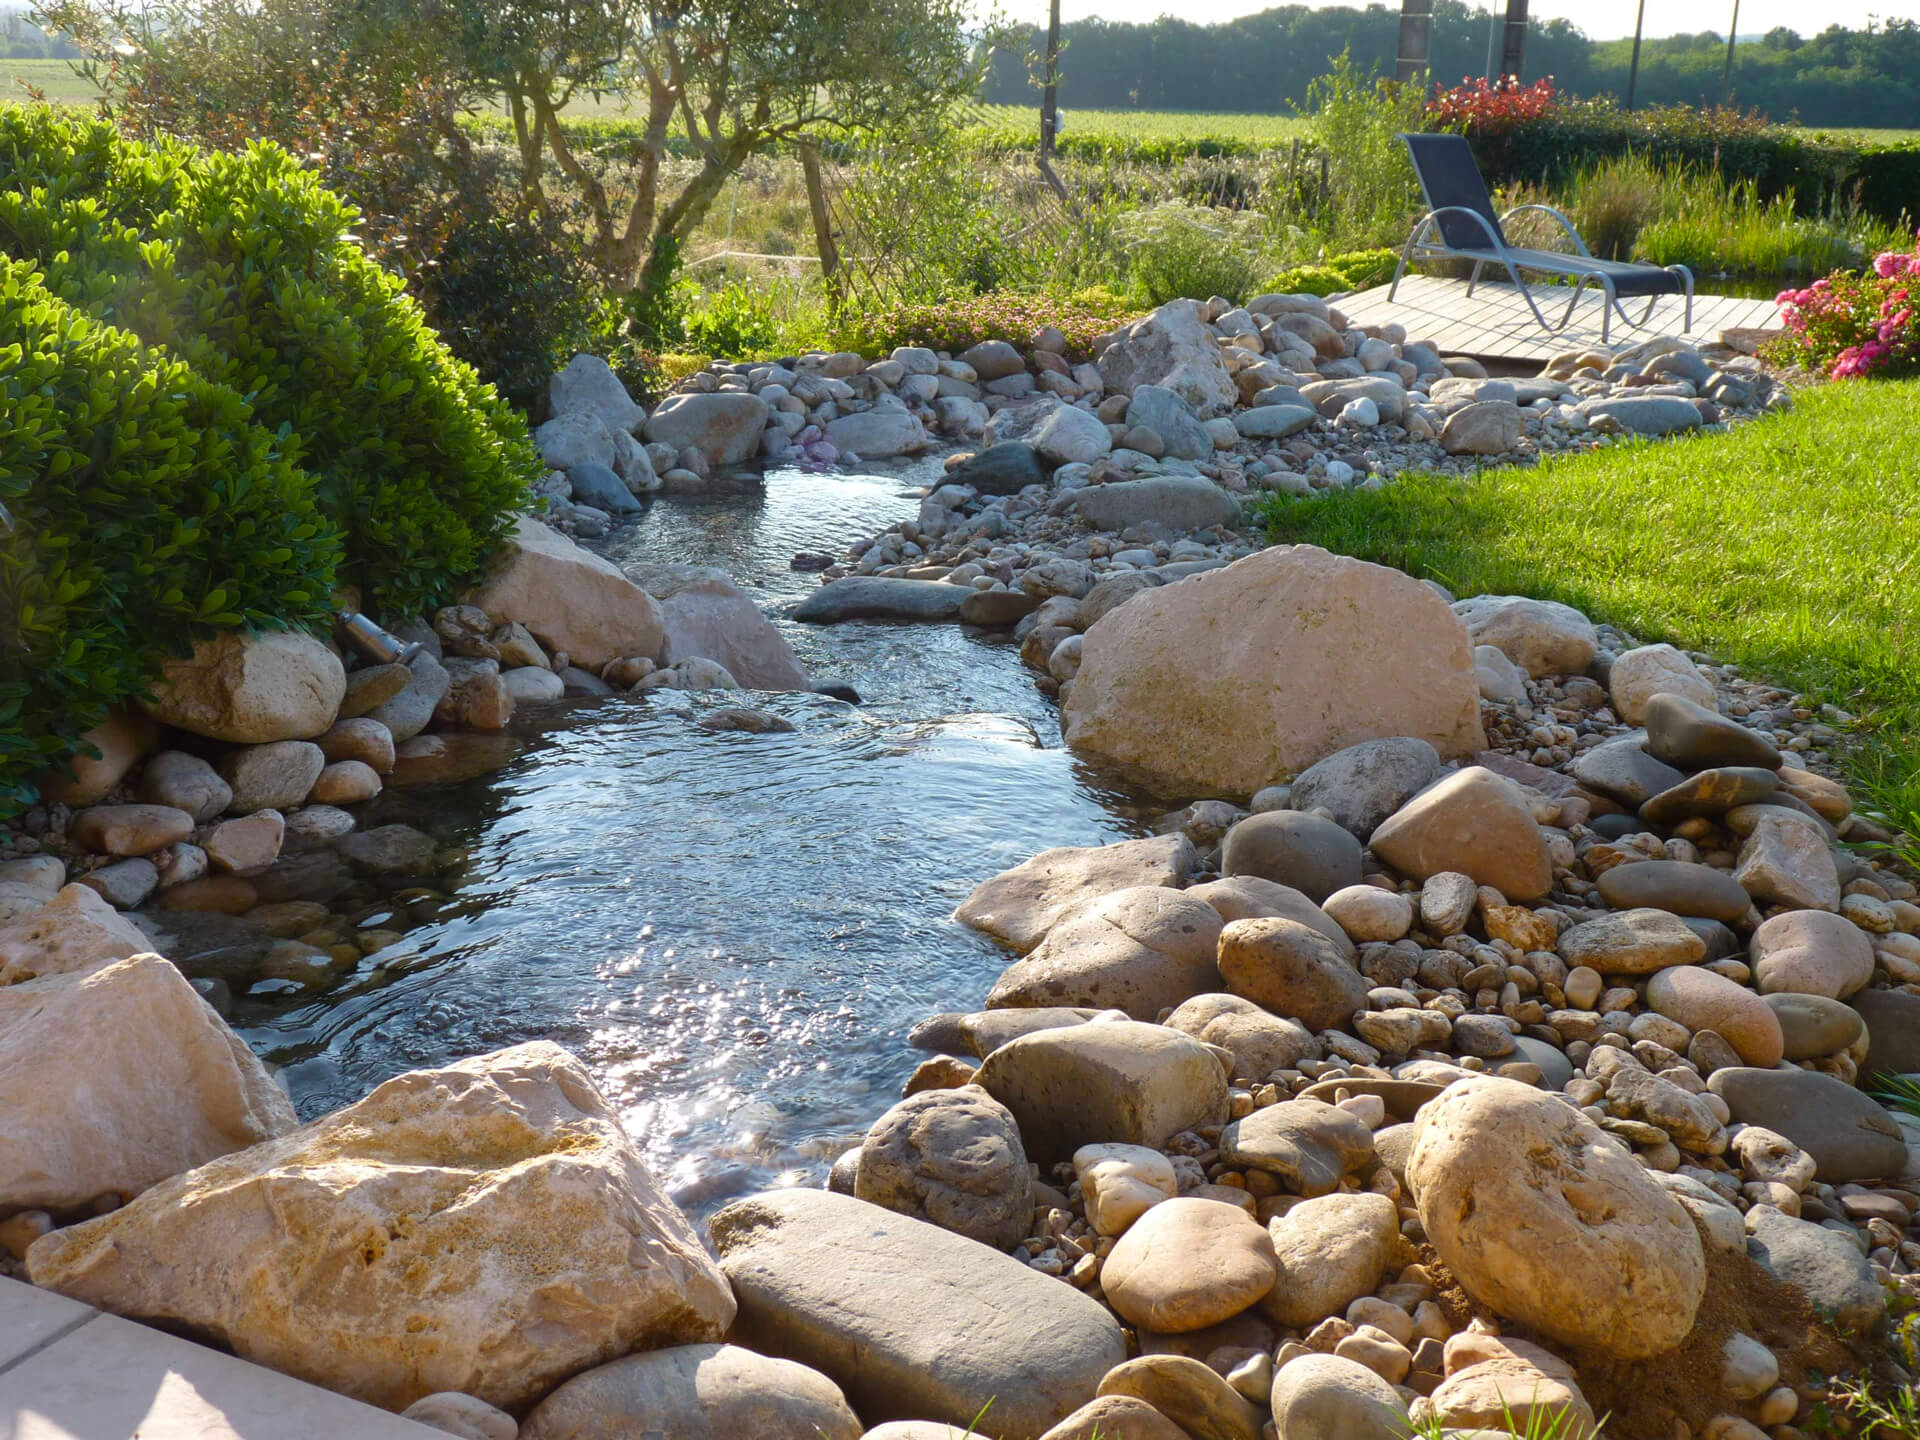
[213,462,1153,1211]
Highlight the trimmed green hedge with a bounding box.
[0,104,540,810]
[0,260,338,808]
[0,106,539,621]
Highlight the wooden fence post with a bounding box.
[797,141,842,308]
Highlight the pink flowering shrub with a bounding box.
[1769,231,1920,380]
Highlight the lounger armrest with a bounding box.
[1412,206,1508,252]
[1498,203,1593,258]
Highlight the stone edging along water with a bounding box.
[5,296,1915,1440]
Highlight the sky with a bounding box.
[995,0,1920,41]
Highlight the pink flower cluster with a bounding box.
[1772,229,1920,380]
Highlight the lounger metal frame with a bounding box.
[1389,136,1694,344]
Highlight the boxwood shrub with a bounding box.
[0,104,541,810]
[0,105,538,622]
[0,259,337,810]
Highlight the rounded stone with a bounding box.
[1096,1354,1263,1440]
[68,804,194,858]
[1367,767,1552,902]
[317,718,397,774]
[220,741,327,814]
[137,751,234,823]
[1762,993,1864,1061]
[1034,1395,1189,1440]
[1750,910,1874,999]
[519,1344,860,1440]
[1321,885,1413,943]
[1262,1192,1400,1328]
[1646,967,1784,1068]
[309,761,382,806]
[1608,644,1716,725]
[1101,1196,1278,1333]
[1406,1075,1705,1359]
[1268,1354,1406,1440]
[401,1393,517,1440]
[855,1086,1032,1251]
[1707,1067,1908,1182]
[1558,908,1706,975]
[1596,861,1753,924]
[1643,692,1781,771]
[1290,738,1441,839]
[1216,918,1369,1033]
[1222,812,1363,905]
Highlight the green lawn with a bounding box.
[1258,378,1920,847]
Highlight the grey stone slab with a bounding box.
[0,1297,441,1439]
[0,1276,95,1370]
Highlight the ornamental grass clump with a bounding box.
[1769,231,1920,380]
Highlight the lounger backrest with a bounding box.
[1400,132,1506,251]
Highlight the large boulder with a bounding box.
[463,517,667,671]
[974,1019,1230,1165]
[1368,767,1552,901]
[855,1086,1033,1250]
[549,353,646,435]
[626,562,808,690]
[1030,404,1113,467]
[1063,547,1484,796]
[1706,1067,1908,1182]
[710,1187,1125,1438]
[1096,300,1237,415]
[643,391,770,467]
[1406,1075,1705,1359]
[954,834,1199,954]
[142,630,345,743]
[27,1042,735,1411]
[1,953,297,1211]
[519,1344,861,1440]
[986,885,1223,1020]
[0,883,151,984]
[1069,476,1240,533]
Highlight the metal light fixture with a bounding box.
[335,611,423,666]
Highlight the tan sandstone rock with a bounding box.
[1061,546,1484,796]
[464,517,668,671]
[1368,767,1552,901]
[28,1041,735,1411]
[1406,1075,1704,1359]
[143,630,345,743]
[954,834,1199,954]
[2,953,297,1210]
[0,883,152,985]
[1100,1196,1278,1332]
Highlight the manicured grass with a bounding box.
[1257,379,1920,848]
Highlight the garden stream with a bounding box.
[195,464,1155,1214]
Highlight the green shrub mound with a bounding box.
[0,259,338,808]
[0,105,538,622]
[0,104,540,811]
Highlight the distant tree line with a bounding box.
[1,8,77,57]
[979,2,1920,130]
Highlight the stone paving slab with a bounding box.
[0,1277,441,1440]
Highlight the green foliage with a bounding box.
[1119,202,1265,306]
[679,276,791,358]
[831,290,1140,362]
[1255,376,1920,848]
[0,105,537,622]
[0,257,338,810]
[1257,248,1398,297]
[1301,52,1427,252]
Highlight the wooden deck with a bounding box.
[1337,272,1781,366]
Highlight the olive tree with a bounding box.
[43,0,986,305]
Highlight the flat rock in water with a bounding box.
[1643,692,1782,770]
[1707,1067,1908,1182]
[793,578,969,624]
[953,834,1198,955]
[959,588,1043,627]
[709,1188,1125,1439]
[1596,860,1753,923]
[1744,1203,1886,1334]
